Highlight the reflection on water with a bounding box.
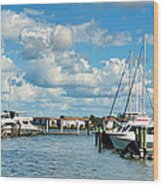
[1,131,153,180]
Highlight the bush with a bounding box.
[70,124,75,129]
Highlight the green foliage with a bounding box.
[60,115,65,118]
[89,114,98,127]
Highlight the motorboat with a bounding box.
[14,116,41,135]
[1,111,41,136]
[105,36,154,157]
[109,113,154,151]
[1,112,18,137]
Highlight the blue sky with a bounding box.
[1,2,154,117]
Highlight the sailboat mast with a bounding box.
[123,46,143,116]
[136,61,139,112]
[8,77,12,111]
[128,51,132,112]
[142,35,146,114]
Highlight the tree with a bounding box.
[89,114,98,128]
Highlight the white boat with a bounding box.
[109,114,154,151]
[106,35,154,156]
[1,112,18,137]
[13,116,41,135]
[1,111,41,136]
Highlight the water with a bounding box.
[1,131,154,180]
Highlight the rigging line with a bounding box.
[139,65,154,112]
[109,53,130,117]
[146,88,154,112]
[123,46,143,116]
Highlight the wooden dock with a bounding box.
[45,132,80,136]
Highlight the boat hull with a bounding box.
[110,135,131,150]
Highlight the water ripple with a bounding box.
[1,132,153,180]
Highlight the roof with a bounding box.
[33,117,51,120]
[60,117,89,121]
[33,117,89,121]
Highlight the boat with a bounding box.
[1,111,19,137]
[1,75,41,137]
[14,115,41,135]
[1,110,41,137]
[109,113,154,151]
[105,35,154,157]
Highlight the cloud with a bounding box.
[1,10,35,40]
[1,9,153,116]
[111,32,132,46]
[50,25,74,50]
[72,20,112,46]
[1,9,132,64]
[1,55,17,72]
[24,50,99,88]
[72,20,132,47]
[137,33,154,45]
[1,65,67,104]
[19,24,52,59]
[1,53,153,116]
[24,8,44,15]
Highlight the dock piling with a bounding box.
[138,127,147,159]
[98,127,102,153]
[60,120,63,133]
[143,127,147,159]
[95,132,98,146]
[77,122,80,134]
[46,120,49,133]
[86,121,90,136]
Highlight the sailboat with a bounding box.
[107,35,154,157]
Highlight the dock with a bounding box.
[45,132,80,136]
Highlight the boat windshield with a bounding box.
[3,122,15,126]
[117,126,122,132]
[121,125,131,132]
[1,114,10,119]
[22,121,29,125]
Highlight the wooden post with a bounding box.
[139,127,144,158]
[95,132,98,146]
[77,122,80,134]
[135,127,139,143]
[98,127,102,153]
[95,126,98,146]
[87,121,90,136]
[46,119,49,133]
[143,127,147,159]
[60,120,63,133]
[140,127,143,149]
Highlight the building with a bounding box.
[60,117,89,129]
[33,116,89,129]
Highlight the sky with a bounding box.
[1,1,154,117]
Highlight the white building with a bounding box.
[60,117,88,128]
[49,118,59,127]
